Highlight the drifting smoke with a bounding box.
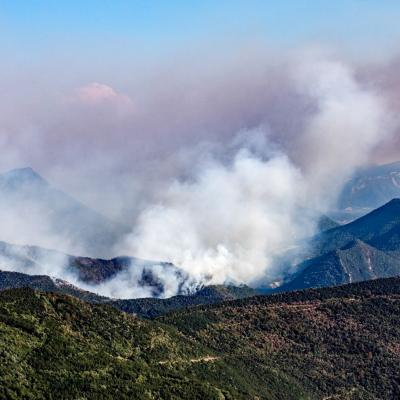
[0,49,396,298]
[293,57,392,205]
[82,262,198,299]
[119,57,393,288]
[0,240,197,299]
[119,142,308,286]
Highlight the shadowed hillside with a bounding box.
[281,199,400,291]
[112,284,260,318]
[0,269,258,318]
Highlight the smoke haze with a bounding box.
[118,56,394,287]
[0,46,398,297]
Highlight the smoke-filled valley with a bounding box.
[0,52,399,299]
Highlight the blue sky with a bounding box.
[1,1,400,61]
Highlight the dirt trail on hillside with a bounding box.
[158,355,219,365]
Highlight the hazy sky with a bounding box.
[1,1,400,219]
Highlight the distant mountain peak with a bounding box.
[384,197,400,206]
[351,197,400,225]
[1,167,48,186]
[338,160,400,217]
[0,167,128,258]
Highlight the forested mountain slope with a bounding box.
[1,277,400,399]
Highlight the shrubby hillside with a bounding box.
[1,277,400,399]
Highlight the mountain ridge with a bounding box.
[279,198,400,292]
[0,269,258,318]
[0,167,128,258]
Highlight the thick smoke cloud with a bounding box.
[118,57,393,288]
[119,138,308,286]
[0,47,397,297]
[293,57,392,207]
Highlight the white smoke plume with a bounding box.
[0,241,197,299]
[118,57,393,289]
[119,142,308,286]
[293,57,392,207]
[81,262,198,299]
